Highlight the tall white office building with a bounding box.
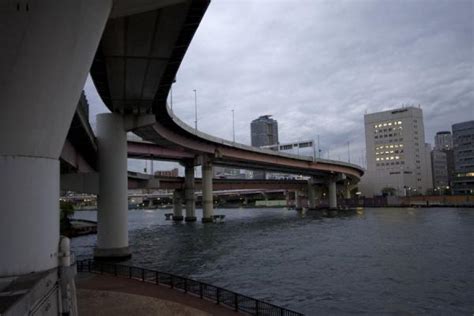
[362,106,433,197]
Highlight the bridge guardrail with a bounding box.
[77,259,303,316]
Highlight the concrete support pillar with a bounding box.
[0,157,60,275]
[184,163,196,222]
[314,186,322,207]
[295,191,303,211]
[201,160,214,223]
[0,0,112,276]
[173,190,184,221]
[94,114,131,260]
[328,178,337,209]
[307,180,317,209]
[344,184,351,199]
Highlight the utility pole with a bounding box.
[232,109,235,142]
[193,89,198,131]
[347,141,351,163]
[317,135,320,158]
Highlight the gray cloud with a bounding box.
[85,0,473,170]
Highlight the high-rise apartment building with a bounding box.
[362,106,432,197]
[452,120,474,195]
[431,150,449,190]
[434,131,453,150]
[251,115,279,147]
[432,131,455,192]
[422,143,434,193]
[251,115,279,179]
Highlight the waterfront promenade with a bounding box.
[77,273,238,316]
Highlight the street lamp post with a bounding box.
[193,89,198,131]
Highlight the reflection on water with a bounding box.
[72,207,474,314]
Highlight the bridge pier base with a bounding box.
[94,113,131,260]
[295,191,303,211]
[328,178,337,210]
[201,160,214,223]
[173,189,184,221]
[344,183,351,199]
[184,163,197,222]
[307,180,317,210]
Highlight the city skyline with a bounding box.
[85,0,473,169]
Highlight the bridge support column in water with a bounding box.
[307,179,317,210]
[328,178,337,209]
[94,113,131,260]
[202,159,214,223]
[295,191,303,211]
[184,162,197,222]
[173,189,184,221]
[285,190,291,208]
[344,181,352,199]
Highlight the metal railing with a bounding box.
[77,259,303,316]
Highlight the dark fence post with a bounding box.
[141,269,145,281]
[216,287,220,305]
[199,283,203,299]
[156,271,159,284]
[234,293,238,311]
[170,275,174,289]
[256,300,259,316]
[184,279,187,293]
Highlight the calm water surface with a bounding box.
[72,207,474,315]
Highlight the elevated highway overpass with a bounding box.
[1,2,363,310]
[65,0,363,259]
[1,1,211,310]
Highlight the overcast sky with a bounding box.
[85,0,473,171]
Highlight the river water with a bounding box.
[71,207,473,315]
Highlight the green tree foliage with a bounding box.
[60,200,74,232]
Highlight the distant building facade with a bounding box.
[213,166,246,179]
[251,115,279,147]
[434,131,453,150]
[431,149,449,191]
[422,143,434,193]
[452,120,474,195]
[154,168,179,177]
[362,106,432,197]
[251,115,279,179]
[432,131,455,193]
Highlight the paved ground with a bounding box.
[76,273,240,316]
